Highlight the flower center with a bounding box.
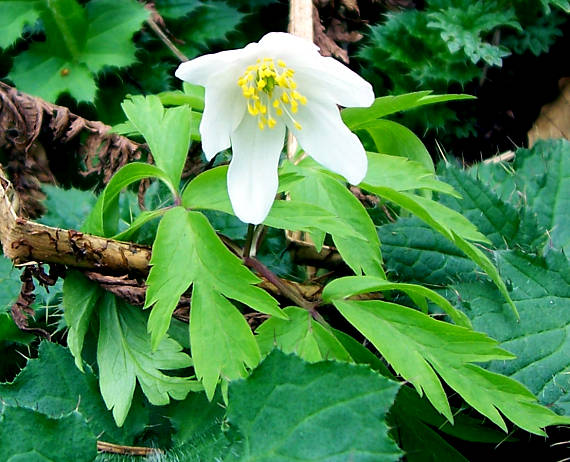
[237,57,307,131]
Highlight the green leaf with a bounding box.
[182,166,364,242]
[155,0,202,19]
[341,91,475,130]
[323,276,471,328]
[359,121,435,172]
[364,152,458,196]
[83,162,173,236]
[453,250,570,416]
[145,207,283,352]
[226,350,402,461]
[0,255,21,313]
[97,293,193,426]
[0,341,145,444]
[122,95,193,188]
[256,306,353,362]
[0,1,40,49]
[286,165,385,277]
[0,407,97,461]
[191,283,261,400]
[333,298,568,434]
[8,0,148,102]
[83,0,149,73]
[38,185,96,230]
[62,271,100,371]
[437,162,544,249]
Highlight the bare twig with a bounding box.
[97,441,162,456]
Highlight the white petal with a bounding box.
[199,67,246,160]
[293,56,374,108]
[228,116,286,224]
[258,32,320,55]
[175,48,246,86]
[291,101,367,185]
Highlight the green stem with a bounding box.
[242,224,256,258]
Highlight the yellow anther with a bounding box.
[257,80,266,90]
[276,107,283,116]
[294,121,302,130]
[258,120,265,130]
[273,99,280,108]
[299,95,307,105]
[277,59,286,67]
[259,103,267,114]
[247,102,258,116]
[267,117,276,128]
[290,100,298,113]
[281,93,290,104]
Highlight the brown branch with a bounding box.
[97,441,162,456]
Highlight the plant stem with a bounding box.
[146,17,188,62]
[243,224,256,258]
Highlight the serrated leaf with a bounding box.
[0,407,97,461]
[62,271,100,371]
[83,0,149,72]
[191,283,261,400]
[97,293,193,426]
[122,95,193,188]
[0,1,40,49]
[226,350,402,462]
[364,152,458,196]
[0,341,145,444]
[437,162,544,249]
[377,218,478,285]
[38,185,96,230]
[145,207,284,352]
[333,298,568,434]
[342,92,475,130]
[286,165,385,277]
[256,306,353,362]
[323,276,471,328]
[155,0,202,18]
[453,250,570,416]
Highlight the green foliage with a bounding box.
[145,207,281,397]
[0,1,40,49]
[38,185,96,230]
[0,406,97,461]
[0,254,21,313]
[452,250,570,416]
[0,341,146,443]
[357,0,568,134]
[97,293,194,426]
[225,350,402,461]
[7,0,149,102]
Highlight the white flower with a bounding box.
[175,32,374,224]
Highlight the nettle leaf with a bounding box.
[9,0,148,102]
[377,218,478,285]
[122,95,193,188]
[363,184,517,317]
[332,298,569,435]
[98,292,193,426]
[437,163,544,249]
[62,271,100,370]
[323,276,471,328]
[182,166,364,243]
[256,306,352,362]
[0,407,97,461]
[286,164,385,277]
[226,350,402,462]
[155,0,202,19]
[452,250,570,416]
[511,139,570,254]
[0,254,22,313]
[341,91,475,130]
[144,207,280,397]
[38,185,97,230]
[0,341,145,444]
[0,0,40,49]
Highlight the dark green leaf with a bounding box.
[226,350,402,461]
[38,185,96,230]
[0,407,97,461]
[0,255,21,313]
[0,1,40,49]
